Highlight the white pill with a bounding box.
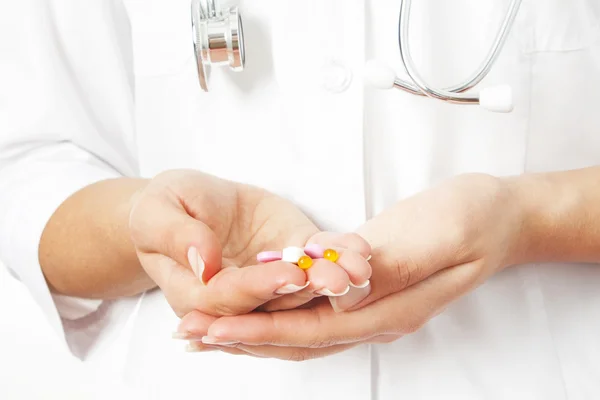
[281,247,306,264]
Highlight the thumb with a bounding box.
[343,243,438,312]
[131,196,222,284]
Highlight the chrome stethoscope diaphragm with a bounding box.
[191,0,245,91]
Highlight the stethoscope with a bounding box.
[192,0,522,113]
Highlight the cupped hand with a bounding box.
[128,169,371,320]
[178,173,527,360]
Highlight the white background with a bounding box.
[0,263,131,399]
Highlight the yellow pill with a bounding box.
[323,249,339,263]
[297,256,313,270]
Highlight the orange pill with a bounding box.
[297,256,313,270]
[323,249,339,263]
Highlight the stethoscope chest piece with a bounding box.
[192,0,245,91]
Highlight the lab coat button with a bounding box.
[320,61,353,93]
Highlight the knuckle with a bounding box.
[359,261,373,283]
[212,302,239,317]
[390,259,412,292]
[389,254,424,293]
[305,335,339,349]
[343,232,370,250]
[337,233,372,259]
[226,342,242,351]
[167,298,190,319]
[286,350,310,363]
[305,337,322,349]
[159,228,179,257]
[176,284,230,317]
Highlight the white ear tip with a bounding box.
[365,60,397,90]
[479,85,514,113]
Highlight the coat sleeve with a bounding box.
[0,0,139,355]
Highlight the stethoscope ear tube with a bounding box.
[365,0,521,112]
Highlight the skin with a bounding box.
[176,168,600,360]
[39,169,372,318]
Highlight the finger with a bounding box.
[308,233,372,287]
[132,196,222,284]
[204,261,310,315]
[205,260,482,347]
[343,244,445,311]
[305,233,373,311]
[175,311,274,358]
[138,253,200,317]
[328,285,372,313]
[176,312,264,357]
[257,293,327,313]
[305,258,350,296]
[367,334,403,344]
[262,247,368,310]
[179,303,357,360]
[308,232,371,259]
[230,342,357,362]
[176,300,327,340]
[186,342,260,357]
[257,293,314,312]
[183,343,219,353]
[206,302,370,347]
[305,245,372,290]
[174,310,217,340]
[143,253,310,316]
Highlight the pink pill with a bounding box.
[304,244,325,259]
[257,251,283,263]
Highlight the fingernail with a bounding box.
[350,280,370,289]
[315,286,350,297]
[172,332,204,341]
[188,247,207,284]
[185,342,218,353]
[304,243,325,258]
[329,285,372,313]
[276,281,310,295]
[366,255,372,261]
[201,336,239,346]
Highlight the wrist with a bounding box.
[503,171,582,266]
[126,178,151,226]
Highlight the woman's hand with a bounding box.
[178,173,527,359]
[129,169,371,320]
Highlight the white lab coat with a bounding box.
[1,0,600,398]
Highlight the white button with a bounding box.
[320,61,353,93]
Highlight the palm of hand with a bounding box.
[187,180,369,313]
[213,187,320,269]
[132,170,369,320]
